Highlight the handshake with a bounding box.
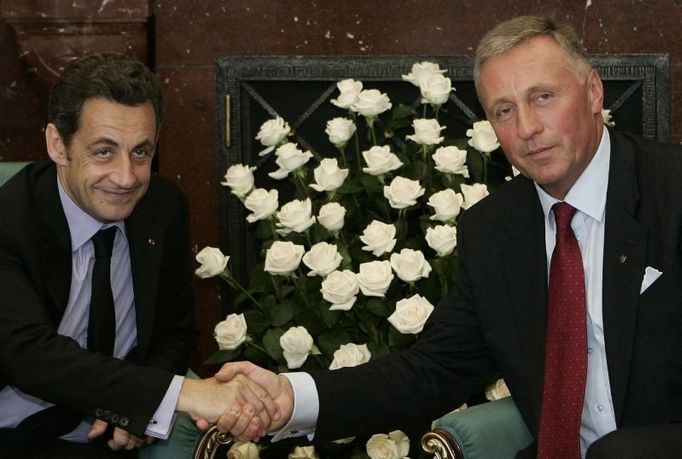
[177,361,295,442]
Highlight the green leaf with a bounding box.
[317,329,354,357]
[388,326,417,348]
[262,328,284,360]
[203,348,241,365]
[243,310,268,333]
[366,298,390,318]
[243,344,269,365]
[269,300,296,327]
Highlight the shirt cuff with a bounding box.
[270,372,319,442]
[145,375,183,440]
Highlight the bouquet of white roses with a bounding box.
[196,61,511,458]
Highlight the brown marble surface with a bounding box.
[2,0,682,372]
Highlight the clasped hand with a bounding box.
[179,362,294,442]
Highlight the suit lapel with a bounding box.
[501,178,549,425]
[35,165,73,321]
[601,131,647,424]
[125,205,164,357]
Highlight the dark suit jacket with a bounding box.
[0,161,198,437]
[311,129,682,442]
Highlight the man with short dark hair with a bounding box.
[0,54,275,458]
[212,16,682,458]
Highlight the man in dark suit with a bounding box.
[0,54,276,458]
[210,15,682,458]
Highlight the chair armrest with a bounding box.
[422,397,533,459]
[192,426,234,459]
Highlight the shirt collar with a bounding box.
[535,128,610,223]
[57,176,126,252]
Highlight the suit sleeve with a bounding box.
[311,211,498,441]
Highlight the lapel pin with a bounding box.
[148,238,156,246]
[619,255,627,264]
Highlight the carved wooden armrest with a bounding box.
[193,426,235,459]
[421,428,464,459]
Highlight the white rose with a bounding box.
[194,246,229,279]
[420,73,453,106]
[425,225,457,257]
[351,89,392,117]
[244,188,279,223]
[360,220,397,257]
[466,120,500,153]
[264,240,305,276]
[366,430,410,459]
[601,108,615,127]
[329,343,371,370]
[317,202,346,232]
[321,270,359,311]
[401,61,445,88]
[390,248,432,283]
[228,440,260,459]
[432,146,469,177]
[269,142,314,180]
[427,189,464,222]
[366,434,399,459]
[221,164,256,198]
[383,176,425,209]
[214,313,247,350]
[255,116,291,156]
[406,118,445,145]
[276,198,316,234]
[326,117,356,146]
[485,378,511,401]
[388,431,410,457]
[357,260,394,297]
[388,294,435,334]
[289,446,319,459]
[302,242,343,277]
[280,326,314,369]
[460,183,489,209]
[331,78,363,109]
[362,145,403,176]
[309,158,349,192]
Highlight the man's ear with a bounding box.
[45,123,68,166]
[587,69,604,115]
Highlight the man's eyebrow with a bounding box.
[87,137,119,148]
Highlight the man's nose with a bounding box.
[516,106,543,140]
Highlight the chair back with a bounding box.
[0,162,31,187]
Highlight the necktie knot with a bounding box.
[553,202,576,231]
[92,227,116,259]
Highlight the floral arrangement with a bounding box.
[196,61,513,458]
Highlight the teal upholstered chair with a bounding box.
[421,397,533,459]
[0,161,30,186]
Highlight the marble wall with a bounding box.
[2,0,682,371]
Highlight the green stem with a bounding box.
[221,272,262,310]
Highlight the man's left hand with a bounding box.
[88,419,154,450]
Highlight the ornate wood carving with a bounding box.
[1,0,150,97]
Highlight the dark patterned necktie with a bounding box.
[537,202,588,459]
[87,227,117,355]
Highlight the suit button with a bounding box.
[103,410,111,421]
[95,408,104,417]
[119,416,129,427]
[111,413,120,424]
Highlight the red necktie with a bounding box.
[537,202,588,459]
